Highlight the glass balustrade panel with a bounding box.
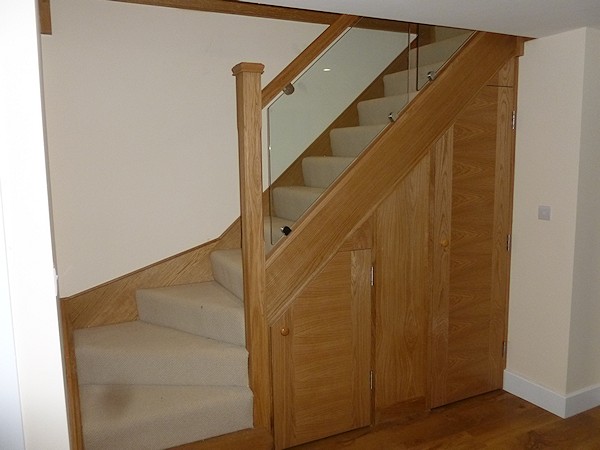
[266,19,414,246]
[415,25,474,91]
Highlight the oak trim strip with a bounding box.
[374,156,430,413]
[232,62,272,430]
[60,304,84,449]
[38,0,52,35]
[488,59,517,390]
[427,129,454,409]
[261,14,359,107]
[264,32,521,325]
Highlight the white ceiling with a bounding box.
[241,0,600,38]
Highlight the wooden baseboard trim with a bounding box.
[60,302,84,449]
[504,370,600,419]
[169,427,273,450]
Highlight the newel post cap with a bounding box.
[232,62,265,76]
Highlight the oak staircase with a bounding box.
[63,15,522,450]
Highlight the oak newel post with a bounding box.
[232,62,272,432]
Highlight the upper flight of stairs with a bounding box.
[270,33,469,225]
[73,32,469,449]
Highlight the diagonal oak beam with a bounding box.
[111,0,339,24]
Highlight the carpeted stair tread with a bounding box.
[272,185,325,222]
[330,124,387,158]
[210,248,243,300]
[75,321,248,387]
[302,156,356,188]
[357,94,410,126]
[137,281,244,346]
[80,384,253,450]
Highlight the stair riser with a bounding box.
[272,187,324,222]
[211,249,244,300]
[80,385,253,450]
[329,125,386,158]
[137,282,245,346]
[76,347,249,386]
[137,299,245,346]
[357,94,409,126]
[75,323,249,387]
[383,63,442,97]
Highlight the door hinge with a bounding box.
[370,370,374,390]
[512,111,517,130]
[502,341,508,358]
[370,266,374,286]
[506,234,512,252]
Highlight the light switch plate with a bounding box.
[538,205,551,221]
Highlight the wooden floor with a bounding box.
[292,391,600,449]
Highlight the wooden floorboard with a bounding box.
[291,391,600,449]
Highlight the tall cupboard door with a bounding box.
[429,60,516,408]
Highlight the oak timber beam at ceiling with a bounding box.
[110,0,410,31]
[112,0,339,24]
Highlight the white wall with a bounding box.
[507,28,585,395]
[0,196,25,450]
[506,27,600,417]
[0,0,70,447]
[41,0,325,296]
[567,26,600,393]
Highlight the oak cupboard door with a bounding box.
[272,250,372,449]
[429,64,515,408]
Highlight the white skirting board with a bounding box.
[503,369,600,418]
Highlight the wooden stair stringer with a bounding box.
[265,32,521,324]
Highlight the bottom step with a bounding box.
[80,384,253,450]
